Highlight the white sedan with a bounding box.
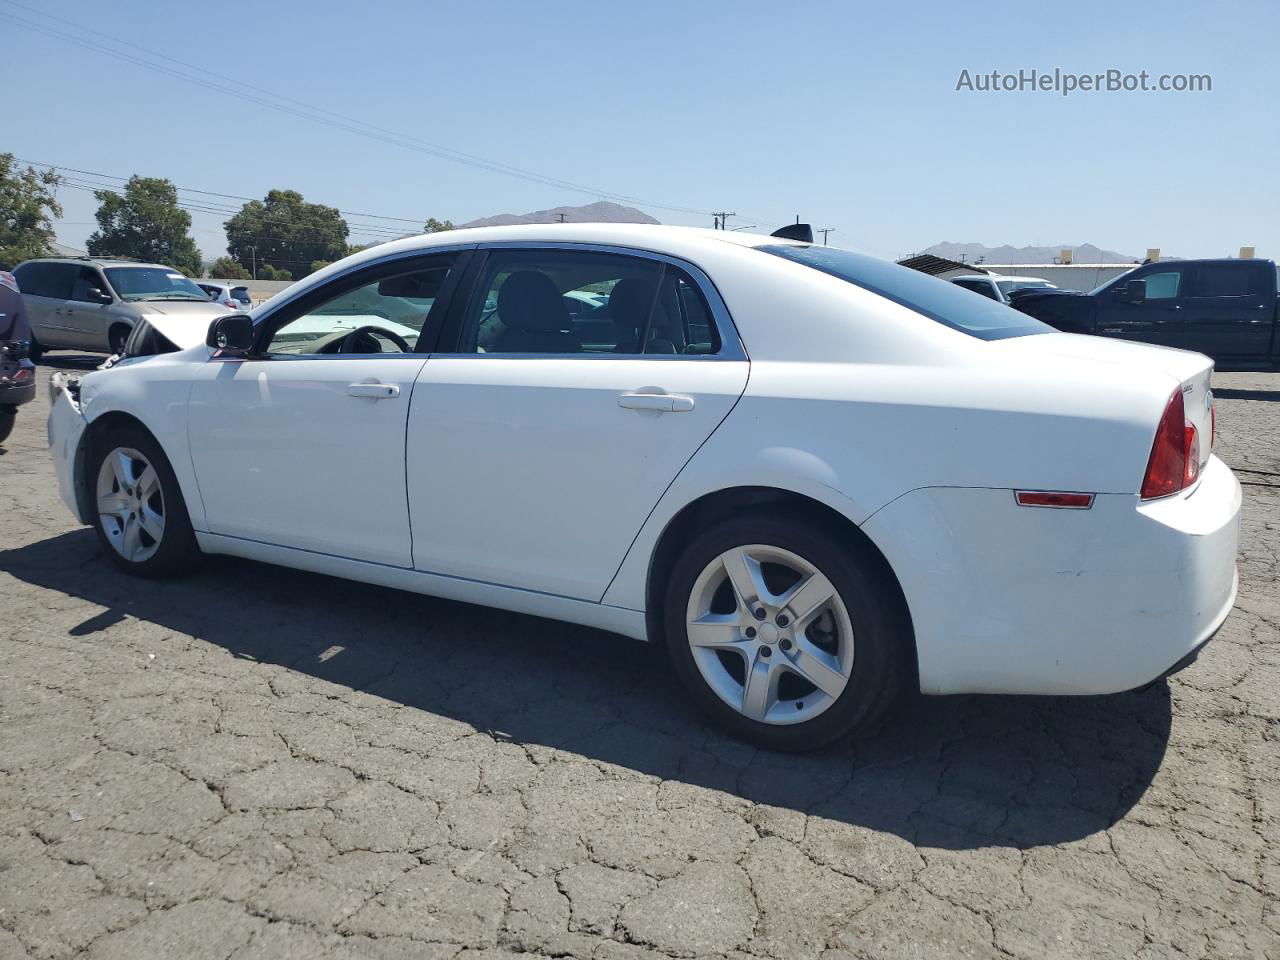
[47,224,1240,751]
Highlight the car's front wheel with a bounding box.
[89,425,200,577]
[664,513,908,751]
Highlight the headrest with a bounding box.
[497,271,570,332]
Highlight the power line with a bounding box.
[18,158,422,234]
[0,1,721,219]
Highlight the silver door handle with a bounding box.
[618,392,695,413]
[348,382,399,399]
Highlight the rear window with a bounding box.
[759,245,1051,341]
[230,286,250,303]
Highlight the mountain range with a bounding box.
[459,201,661,228]
[922,241,1139,265]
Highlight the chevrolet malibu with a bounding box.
[47,224,1241,751]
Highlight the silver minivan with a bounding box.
[14,257,230,359]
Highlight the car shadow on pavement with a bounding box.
[0,529,1172,852]
[1212,387,1280,402]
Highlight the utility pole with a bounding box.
[818,227,836,246]
[249,246,257,280]
[710,211,736,230]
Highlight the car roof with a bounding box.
[18,257,178,271]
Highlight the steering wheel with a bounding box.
[338,325,412,354]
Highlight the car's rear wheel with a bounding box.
[27,337,43,362]
[664,513,907,751]
[89,425,200,577]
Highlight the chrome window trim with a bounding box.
[451,240,748,362]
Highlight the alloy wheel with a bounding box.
[685,544,855,725]
[96,446,165,563]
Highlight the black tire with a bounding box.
[663,511,909,752]
[108,325,130,356]
[88,423,201,577]
[0,407,14,445]
[27,337,43,362]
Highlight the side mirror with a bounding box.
[1122,279,1147,303]
[207,313,254,355]
[87,287,113,305]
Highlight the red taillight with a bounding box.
[1141,389,1200,500]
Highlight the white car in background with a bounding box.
[196,281,252,312]
[46,224,1240,751]
[951,273,1058,303]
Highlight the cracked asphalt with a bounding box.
[1,360,1278,960]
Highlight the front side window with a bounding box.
[457,249,721,356]
[70,267,107,302]
[104,267,209,302]
[266,263,451,355]
[761,245,1050,341]
[1142,270,1181,300]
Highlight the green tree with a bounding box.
[258,264,292,282]
[0,154,63,267]
[225,189,347,279]
[208,255,250,280]
[87,176,202,276]
[424,217,454,233]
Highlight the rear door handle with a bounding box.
[348,382,399,399]
[618,391,695,413]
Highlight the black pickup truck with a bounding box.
[1012,258,1280,371]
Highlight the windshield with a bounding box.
[1088,268,1136,296]
[105,267,209,301]
[758,245,1052,341]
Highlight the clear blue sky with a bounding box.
[3,0,1276,262]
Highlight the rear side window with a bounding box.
[14,262,75,298]
[455,249,722,356]
[760,245,1050,341]
[1186,263,1265,298]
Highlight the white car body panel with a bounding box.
[407,356,748,600]
[46,223,1242,698]
[187,356,429,567]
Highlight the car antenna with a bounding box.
[769,223,814,243]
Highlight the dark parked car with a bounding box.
[0,269,36,445]
[1012,258,1280,371]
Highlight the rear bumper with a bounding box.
[0,356,35,407]
[862,455,1241,695]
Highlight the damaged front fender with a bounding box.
[47,372,91,524]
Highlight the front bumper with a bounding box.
[47,372,89,523]
[862,455,1242,695]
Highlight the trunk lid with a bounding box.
[992,332,1215,471]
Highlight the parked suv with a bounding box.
[13,257,231,359]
